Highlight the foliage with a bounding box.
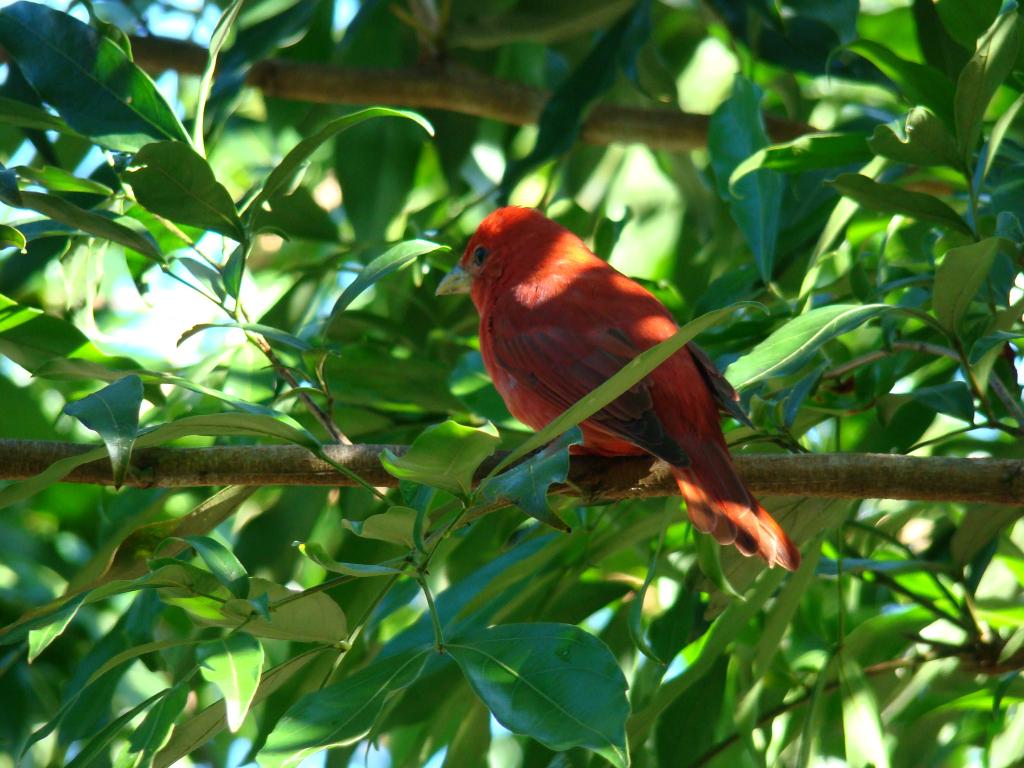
[0,1,1022,767]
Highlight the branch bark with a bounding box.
[2,439,1022,505]
[126,35,809,152]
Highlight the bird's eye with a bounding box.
[472,245,489,266]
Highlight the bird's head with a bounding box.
[435,206,587,306]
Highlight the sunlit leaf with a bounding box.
[382,420,500,497]
[475,427,582,531]
[829,173,971,234]
[63,375,144,489]
[448,623,629,767]
[198,634,264,733]
[257,650,429,768]
[726,304,892,389]
[933,237,1000,332]
[127,142,245,240]
[0,1,189,150]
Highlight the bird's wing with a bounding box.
[686,343,754,428]
[491,325,690,466]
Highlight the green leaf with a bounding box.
[933,237,1000,332]
[198,634,264,733]
[330,239,448,317]
[628,567,787,742]
[491,303,754,476]
[0,293,139,374]
[298,542,403,577]
[0,95,80,135]
[829,173,971,234]
[730,132,871,188]
[0,188,162,260]
[709,77,784,283]
[257,650,429,768]
[250,107,433,213]
[983,91,1024,182]
[867,107,961,168]
[954,10,1022,161]
[127,142,244,241]
[937,0,1002,48]
[847,39,956,124]
[193,0,244,154]
[0,223,27,251]
[725,304,892,389]
[27,599,82,662]
[63,375,144,489]
[155,649,331,768]
[217,578,348,644]
[65,689,174,768]
[753,541,822,678]
[838,652,891,768]
[912,381,975,422]
[500,0,652,197]
[15,165,114,195]
[970,330,1022,364]
[381,420,500,497]
[0,2,189,150]
[694,524,743,599]
[475,427,582,531]
[342,506,418,548]
[126,682,189,766]
[629,501,672,664]
[181,535,250,599]
[448,623,630,767]
[177,322,312,351]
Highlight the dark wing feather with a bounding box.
[687,343,754,428]
[492,327,689,466]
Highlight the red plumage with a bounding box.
[437,206,800,571]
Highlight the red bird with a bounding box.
[436,207,800,571]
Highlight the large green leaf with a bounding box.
[954,10,1022,161]
[730,132,871,188]
[329,239,448,317]
[63,375,143,489]
[198,634,264,733]
[709,77,784,283]
[475,427,582,531]
[829,173,971,234]
[126,682,189,766]
[0,183,162,261]
[448,623,630,767]
[726,304,892,389]
[381,420,500,497]
[0,2,189,150]
[126,142,245,240]
[868,107,961,169]
[847,39,956,124]
[933,237,1000,332]
[257,650,430,768]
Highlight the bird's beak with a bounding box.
[435,264,472,296]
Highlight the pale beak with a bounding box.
[435,264,472,295]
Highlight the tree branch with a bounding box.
[125,35,809,152]
[1,439,1022,505]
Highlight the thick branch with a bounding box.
[126,35,809,152]
[1,440,1022,505]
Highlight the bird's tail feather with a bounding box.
[671,443,800,571]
